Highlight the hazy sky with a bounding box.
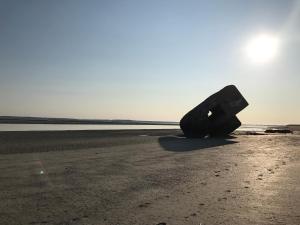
[1,0,300,124]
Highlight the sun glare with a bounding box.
[245,33,280,63]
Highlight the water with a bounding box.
[0,123,270,132]
[0,124,179,131]
[236,124,269,132]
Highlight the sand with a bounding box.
[0,129,299,225]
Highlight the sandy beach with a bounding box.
[0,129,299,225]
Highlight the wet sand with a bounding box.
[0,129,299,225]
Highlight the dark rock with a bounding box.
[180,85,249,138]
[265,129,293,134]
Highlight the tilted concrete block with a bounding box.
[180,85,249,138]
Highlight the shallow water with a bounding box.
[0,124,179,131]
[0,123,271,132]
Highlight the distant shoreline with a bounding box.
[1,116,299,129]
[287,125,300,131]
[0,116,179,126]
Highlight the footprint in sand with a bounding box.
[257,173,264,179]
[218,197,227,201]
[138,202,151,208]
[214,170,221,177]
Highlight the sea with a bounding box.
[0,124,271,132]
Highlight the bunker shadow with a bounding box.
[158,135,238,152]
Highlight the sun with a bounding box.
[245,33,280,63]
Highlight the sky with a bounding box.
[0,0,300,124]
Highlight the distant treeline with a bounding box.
[0,116,179,126]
